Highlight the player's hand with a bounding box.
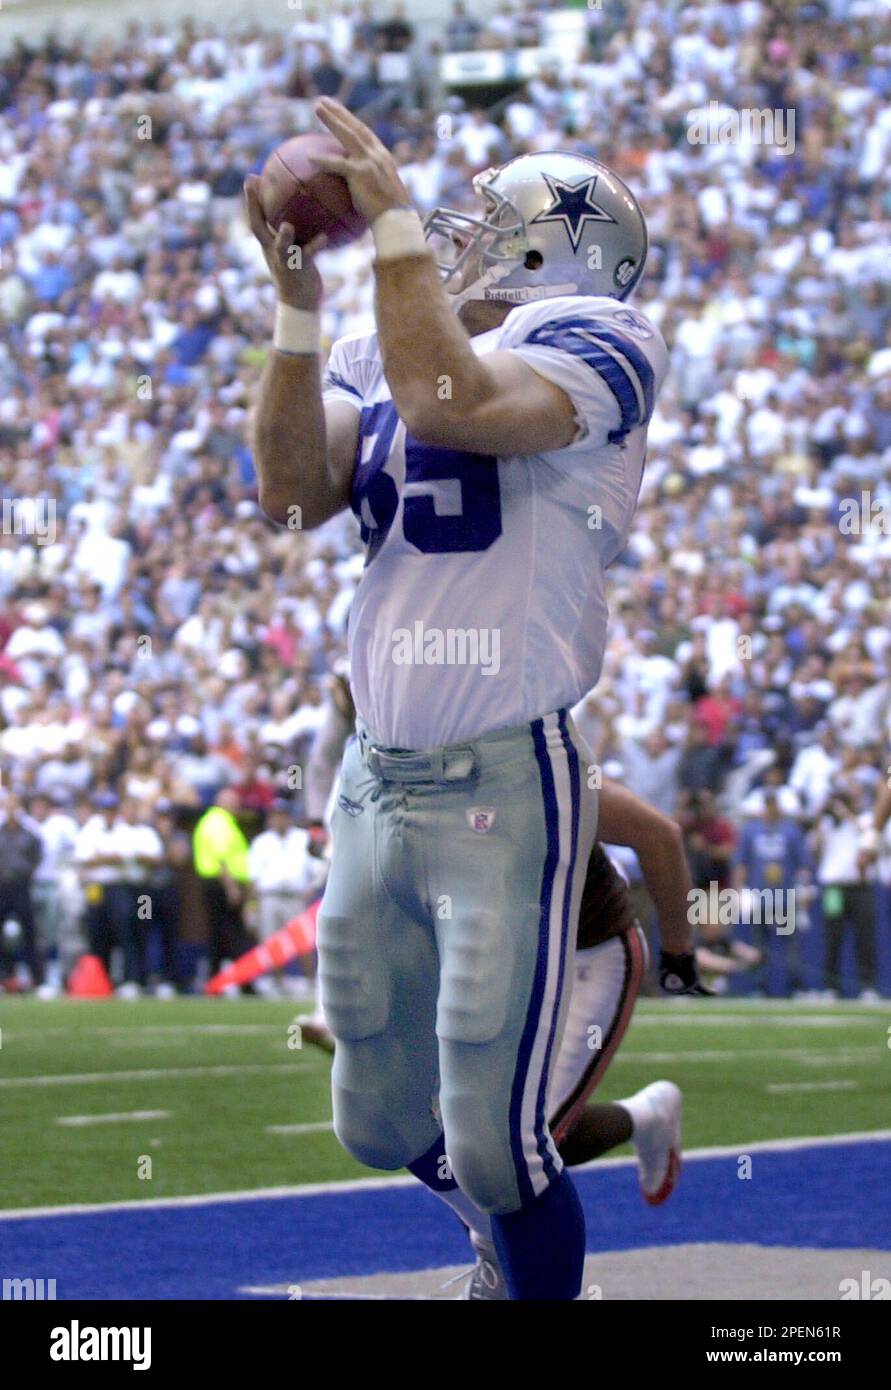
[244,174,327,309]
[659,950,715,997]
[312,97,413,225]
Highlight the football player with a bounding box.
[303,775,708,1298]
[247,97,669,1300]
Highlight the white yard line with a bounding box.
[2,1129,889,1222]
[266,1121,334,1136]
[637,999,888,1011]
[237,1284,414,1295]
[0,1023,293,1043]
[0,1062,311,1088]
[56,1110,172,1127]
[239,1287,418,1300]
[1,1046,877,1088]
[613,1046,878,1064]
[765,1081,858,1094]
[94,1024,284,1036]
[2,1007,884,1046]
[630,1014,883,1028]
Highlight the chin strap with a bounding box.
[447,262,514,314]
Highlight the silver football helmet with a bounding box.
[424,150,648,308]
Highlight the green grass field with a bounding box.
[1,998,888,1212]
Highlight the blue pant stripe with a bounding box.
[507,716,562,1204]
[532,710,581,1182]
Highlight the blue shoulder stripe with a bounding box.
[525,316,656,444]
[324,371,362,401]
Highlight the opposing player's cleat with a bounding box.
[299,1012,336,1054]
[631,1080,682,1206]
[463,1232,508,1300]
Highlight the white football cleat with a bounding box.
[299,1011,336,1055]
[631,1080,682,1206]
[463,1232,508,1301]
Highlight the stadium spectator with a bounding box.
[446,1,483,52]
[0,791,43,991]
[28,791,79,993]
[814,789,881,1001]
[147,800,191,997]
[682,791,736,895]
[247,798,326,994]
[789,723,841,819]
[376,3,415,53]
[733,789,812,996]
[193,788,252,979]
[111,796,165,996]
[454,107,507,169]
[678,722,726,801]
[73,792,128,988]
[619,728,682,818]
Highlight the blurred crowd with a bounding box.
[0,0,889,995]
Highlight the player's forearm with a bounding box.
[373,256,495,440]
[635,821,695,955]
[253,352,336,529]
[598,778,694,953]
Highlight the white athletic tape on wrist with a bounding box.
[372,207,429,261]
[274,304,321,355]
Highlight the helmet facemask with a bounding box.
[423,172,529,309]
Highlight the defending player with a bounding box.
[247,98,669,1300]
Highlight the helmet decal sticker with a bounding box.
[529,174,617,252]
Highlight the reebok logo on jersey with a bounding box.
[390,622,500,676]
[467,808,496,833]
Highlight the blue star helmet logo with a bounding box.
[529,173,617,252]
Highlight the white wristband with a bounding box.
[372,207,429,262]
[274,303,321,356]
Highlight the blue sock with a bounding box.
[491,1169,585,1300]
[407,1133,456,1193]
[407,1132,494,1243]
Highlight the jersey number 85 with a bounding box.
[352,402,502,562]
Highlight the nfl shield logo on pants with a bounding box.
[467,807,496,833]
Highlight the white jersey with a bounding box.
[323,295,669,749]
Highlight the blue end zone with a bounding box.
[2,1139,888,1300]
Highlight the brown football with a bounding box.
[258,133,368,249]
